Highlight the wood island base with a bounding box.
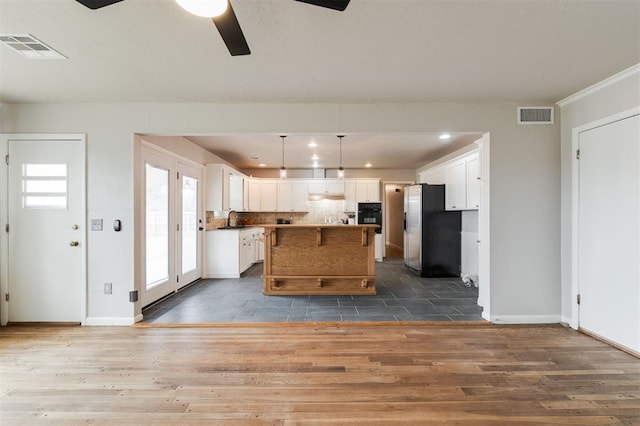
[262,224,378,296]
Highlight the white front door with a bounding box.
[6,137,86,323]
[578,114,639,352]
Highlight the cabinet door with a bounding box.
[260,181,278,212]
[228,172,244,211]
[356,180,379,202]
[445,160,466,210]
[277,181,294,211]
[307,180,326,194]
[344,180,357,212]
[366,181,380,202]
[292,181,309,211]
[247,179,261,211]
[326,180,344,194]
[466,155,480,210]
[205,164,224,211]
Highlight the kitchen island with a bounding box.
[262,224,379,296]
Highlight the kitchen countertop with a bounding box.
[261,224,379,228]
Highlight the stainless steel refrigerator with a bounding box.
[404,184,461,277]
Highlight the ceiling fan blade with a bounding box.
[212,2,251,56]
[76,0,124,10]
[294,0,350,11]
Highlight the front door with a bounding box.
[6,137,86,323]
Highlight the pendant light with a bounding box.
[337,135,345,178]
[280,135,287,179]
[175,0,228,18]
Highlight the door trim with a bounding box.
[570,106,640,330]
[0,134,87,326]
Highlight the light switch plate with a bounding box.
[91,219,103,231]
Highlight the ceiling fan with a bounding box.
[75,0,351,56]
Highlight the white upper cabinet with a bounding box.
[465,153,480,210]
[444,153,480,211]
[206,164,245,212]
[344,180,357,212]
[245,179,278,212]
[445,159,467,210]
[228,172,244,211]
[356,180,380,203]
[308,179,344,195]
[277,181,309,212]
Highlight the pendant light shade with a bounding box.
[337,135,345,178]
[175,0,228,17]
[280,135,287,179]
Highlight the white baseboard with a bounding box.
[490,314,561,324]
[204,273,240,279]
[84,316,137,326]
[560,315,578,330]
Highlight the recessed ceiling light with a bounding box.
[311,154,319,160]
[258,163,266,167]
[365,162,372,168]
[439,133,452,140]
[308,142,317,148]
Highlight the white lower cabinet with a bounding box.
[205,227,264,278]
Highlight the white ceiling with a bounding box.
[1,0,638,169]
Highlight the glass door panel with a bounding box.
[178,163,202,288]
[145,163,169,288]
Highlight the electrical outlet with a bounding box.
[104,282,112,295]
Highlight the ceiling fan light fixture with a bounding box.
[175,0,227,18]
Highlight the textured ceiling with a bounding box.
[1,0,638,169]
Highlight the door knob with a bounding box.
[69,241,80,247]
[72,224,79,230]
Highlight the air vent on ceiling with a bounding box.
[517,106,554,124]
[0,34,66,59]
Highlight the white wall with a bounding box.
[558,64,640,325]
[0,101,560,324]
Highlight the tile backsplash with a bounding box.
[206,200,355,229]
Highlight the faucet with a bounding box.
[227,210,237,228]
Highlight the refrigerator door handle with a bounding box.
[403,212,407,231]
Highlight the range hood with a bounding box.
[308,193,345,201]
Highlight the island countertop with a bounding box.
[261,224,378,296]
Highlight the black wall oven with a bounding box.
[357,202,382,234]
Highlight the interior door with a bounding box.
[7,138,85,322]
[578,114,639,352]
[177,162,202,288]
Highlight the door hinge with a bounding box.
[4,293,8,302]
[177,172,180,180]
[576,149,580,160]
[577,294,581,305]
[177,275,179,283]
[5,224,8,233]
[4,155,8,165]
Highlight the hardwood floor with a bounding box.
[1,324,639,425]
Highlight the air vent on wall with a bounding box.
[0,34,66,59]
[517,106,554,124]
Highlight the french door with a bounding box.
[142,147,203,307]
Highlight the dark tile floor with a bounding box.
[142,258,484,324]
